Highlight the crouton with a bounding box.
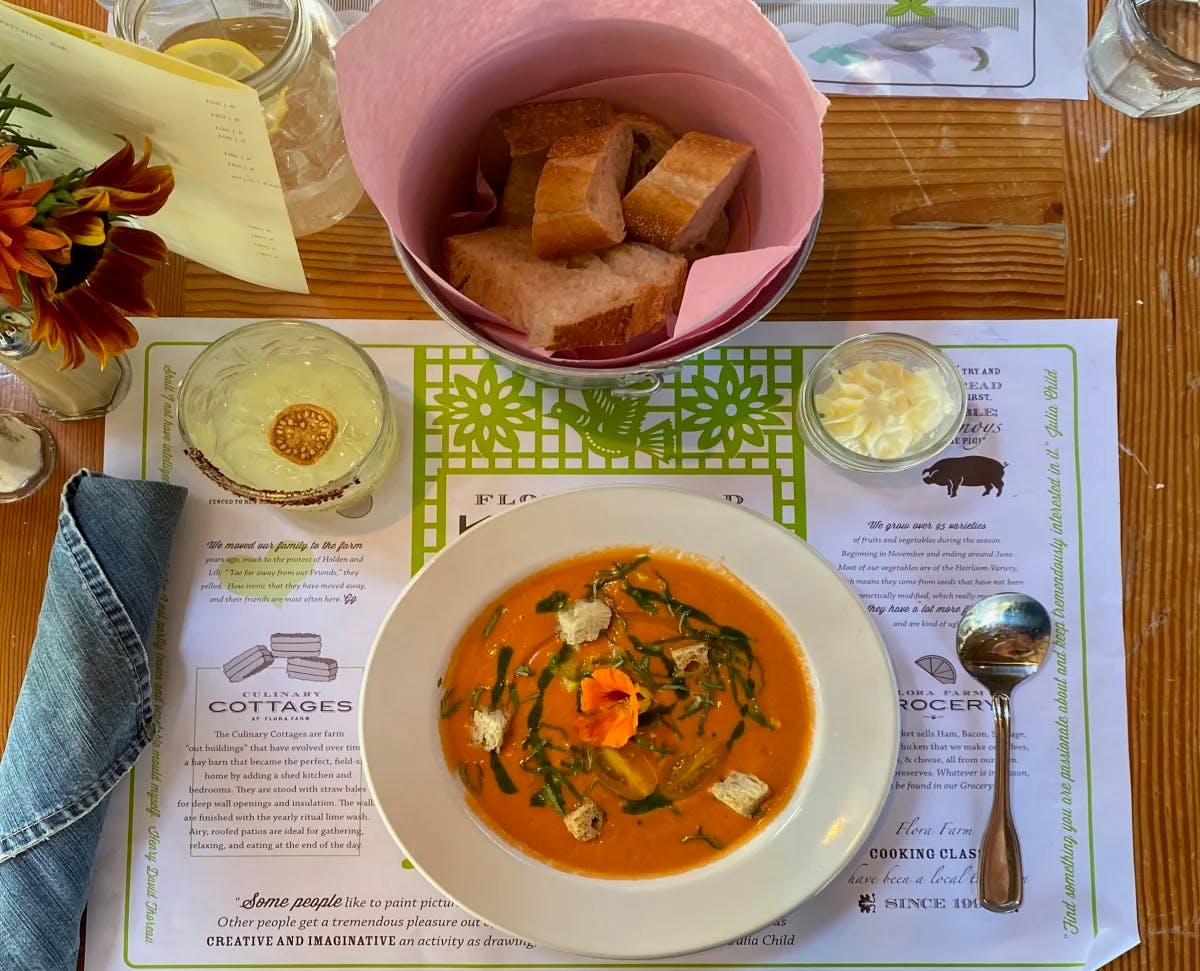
[709,771,771,817]
[556,599,612,646]
[564,799,605,842]
[668,642,709,674]
[469,707,511,752]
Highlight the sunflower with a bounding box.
[0,142,61,310]
[30,138,174,368]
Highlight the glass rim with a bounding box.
[796,332,968,474]
[1128,0,1200,71]
[114,0,307,97]
[176,319,393,507]
[0,409,56,503]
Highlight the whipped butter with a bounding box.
[813,359,955,460]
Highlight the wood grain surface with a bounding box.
[1,0,1196,967]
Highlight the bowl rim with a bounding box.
[359,484,900,958]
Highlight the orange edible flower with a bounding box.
[0,143,60,309]
[30,138,174,368]
[576,668,648,749]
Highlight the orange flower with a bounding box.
[576,668,648,749]
[0,143,61,309]
[30,138,173,369]
[74,136,175,218]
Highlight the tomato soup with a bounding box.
[438,548,814,878]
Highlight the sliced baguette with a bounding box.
[532,122,633,260]
[496,98,614,157]
[622,131,753,253]
[444,225,685,351]
[599,241,687,324]
[676,208,730,263]
[497,151,546,225]
[617,112,677,192]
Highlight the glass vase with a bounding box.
[0,305,132,421]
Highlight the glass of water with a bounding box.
[115,0,364,236]
[1085,0,1200,117]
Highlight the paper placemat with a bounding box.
[87,317,1135,971]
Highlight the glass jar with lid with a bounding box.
[114,0,363,238]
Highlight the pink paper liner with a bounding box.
[337,0,827,367]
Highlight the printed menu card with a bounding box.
[88,317,1136,971]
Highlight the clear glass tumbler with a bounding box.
[114,0,364,236]
[796,332,966,474]
[177,320,398,511]
[1085,0,1200,117]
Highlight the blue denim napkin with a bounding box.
[0,470,186,971]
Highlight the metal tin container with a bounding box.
[391,210,821,396]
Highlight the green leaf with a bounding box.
[489,751,518,794]
[458,762,484,794]
[535,590,569,613]
[439,689,461,719]
[682,827,724,850]
[481,604,504,640]
[622,791,674,815]
[490,645,513,707]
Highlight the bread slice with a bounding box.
[618,112,677,192]
[622,132,754,253]
[496,98,614,156]
[498,151,545,225]
[599,241,687,324]
[532,122,633,260]
[444,225,686,351]
[710,771,770,817]
[676,208,730,262]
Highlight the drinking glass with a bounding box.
[115,0,364,236]
[1085,0,1200,117]
[177,320,398,511]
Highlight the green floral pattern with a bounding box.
[886,0,936,17]
[679,362,785,455]
[432,359,537,454]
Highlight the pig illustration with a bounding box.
[921,456,1006,497]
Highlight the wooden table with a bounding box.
[2,1,1196,967]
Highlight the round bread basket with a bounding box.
[392,207,821,395]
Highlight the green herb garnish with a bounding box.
[682,827,723,850]
[623,791,674,815]
[458,762,483,794]
[726,719,746,751]
[491,645,513,707]
[535,590,569,613]
[482,604,505,640]
[439,689,461,719]
[489,751,518,794]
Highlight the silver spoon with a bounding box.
[955,592,1053,913]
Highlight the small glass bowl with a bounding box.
[0,409,56,503]
[796,332,966,474]
[177,320,398,511]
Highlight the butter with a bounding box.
[813,359,955,460]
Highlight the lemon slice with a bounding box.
[164,37,265,79]
[163,37,289,134]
